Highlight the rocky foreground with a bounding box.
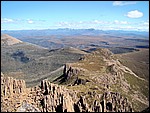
[1,74,132,112]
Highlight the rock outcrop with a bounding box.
[73,91,133,112]
[93,92,133,112]
[28,79,75,112]
[63,64,79,80]
[1,75,26,112]
[1,74,134,112]
[1,75,76,112]
[1,76,26,96]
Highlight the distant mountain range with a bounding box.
[1,28,149,39]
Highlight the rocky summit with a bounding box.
[1,48,149,112]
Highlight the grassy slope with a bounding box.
[115,48,149,81]
[1,42,86,87]
[114,49,149,111]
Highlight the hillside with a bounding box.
[1,34,23,46]
[115,48,149,81]
[1,34,87,87]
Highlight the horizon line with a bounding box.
[1,28,149,32]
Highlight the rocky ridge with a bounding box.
[1,48,148,112]
[54,48,149,111]
[1,34,22,46]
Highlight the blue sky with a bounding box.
[1,1,149,31]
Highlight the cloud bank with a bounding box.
[1,18,149,31]
[1,18,14,23]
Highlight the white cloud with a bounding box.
[113,1,122,6]
[27,20,34,24]
[114,20,119,24]
[1,18,14,23]
[79,21,83,24]
[113,1,137,6]
[137,20,149,31]
[113,20,128,24]
[1,18,45,25]
[93,20,103,24]
[56,20,130,29]
[143,20,149,26]
[143,22,149,26]
[126,10,143,18]
[120,21,128,24]
[56,20,107,29]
